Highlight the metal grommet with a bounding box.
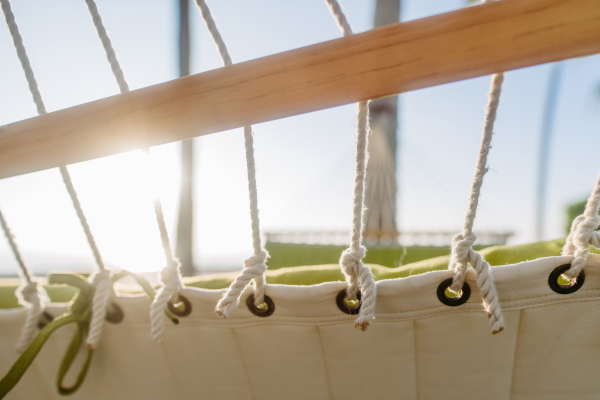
[167,294,192,317]
[336,289,362,315]
[246,294,275,317]
[548,264,585,294]
[105,302,124,323]
[437,278,470,306]
[38,311,54,329]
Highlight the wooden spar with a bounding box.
[0,0,599,179]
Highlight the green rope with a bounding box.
[0,270,175,398]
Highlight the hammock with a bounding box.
[0,0,600,399]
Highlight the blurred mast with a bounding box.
[176,0,196,276]
[535,62,564,241]
[363,0,400,245]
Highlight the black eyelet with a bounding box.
[38,311,54,329]
[437,278,470,306]
[246,294,275,317]
[168,294,192,317]
[336,289,362,315]
[548,264,585,294]
[105,302,124,323]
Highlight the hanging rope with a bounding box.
[2,0,115,350]
[0,209,48,353]
[82,0,183,343]
[0,0,51,353]
[562,169,600,279]
[324,0,377,331]
[192,0,269,319]
[448,71,505,334]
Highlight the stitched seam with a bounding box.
[412,319,419,400]
[232,327,257,400]
[316,326,334,400]
[160,339,186,399]
[508,309,523,400]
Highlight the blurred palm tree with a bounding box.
[535,62,565,241]
[176,0,196,276]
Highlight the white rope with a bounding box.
[4,0,118,350]
[448,72,505,334]
[562,169,600,279]
[83,0,184,342]
[324,0,377,331]
[85,270,112,349]
[193,0,269,318]
[1,0,52,352]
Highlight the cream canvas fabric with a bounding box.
[1,254,599,400]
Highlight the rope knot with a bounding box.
[243,250,269,272]
[18,281,43,304]
[572,215,600,248]
[450,232,477,267]
[215,249,270,319]
[86,269,113,350]
[340,246,367,278]
[160,259,182,286]
[15,281,48,353]
[339,246,376,331]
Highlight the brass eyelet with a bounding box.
[336,289,362,315]
[437,278,470,306]
[167,294,192,317]
[246,294,275,317]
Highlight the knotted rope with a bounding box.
[82,0,184,342]
[1,0,51,352]
[324,0,377,331]
[14,281,48,354]
[150,259,182,343]
[562,169,600,279]
[4,0,124,349]
[85,270,112,349]
[448,71,505,334]
[193,0,269,318]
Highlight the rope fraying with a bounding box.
[449,233,504,334]
[193,0,271,320]
[563,215,600,279]
[86,269,112,350]
[215,250,269,319]
[15,280,48,353]
[339,246,376,331]
[323,0,378,331]
[150,259,183,343]
[448,71,505,334]
[562,169,600,278]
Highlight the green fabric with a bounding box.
[1,239,596,309]
[0,274,94,399]
[0,271,165,399]
[186,238,600,289]
[265,242,488,270]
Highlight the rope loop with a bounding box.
[563,214,600,279]
[339,246,377,331]
[15,280,48,353]
[447,70,505,334]
[150,259,183,343]
[340,246,366,298]
[448,232,477,291]
[215,250,269,319]
[86,269,113,350]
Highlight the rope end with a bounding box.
[355,321,370,331]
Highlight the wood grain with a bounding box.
[1,0,599,179]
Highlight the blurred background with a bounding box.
[0,0,599,276]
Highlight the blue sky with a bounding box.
[0,0,599,275]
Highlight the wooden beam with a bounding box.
[1,0,599,179]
